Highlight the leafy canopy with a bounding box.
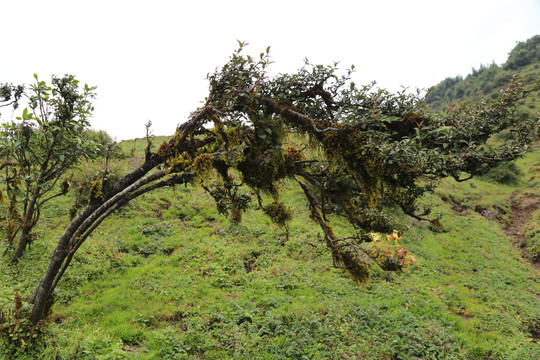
[17,45,539,325]
[0,74,101,262]
[150,43,539,282]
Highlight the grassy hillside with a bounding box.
[1,37,540,359]
[1,133,539,359]
[426,35,540,113]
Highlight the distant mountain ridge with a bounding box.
[426,35,540,112]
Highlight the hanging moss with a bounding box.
[333,247,371,285]
[168,152,192,173]
[192,153,213,176]
[263,201,292,229]
[89,179,103,201]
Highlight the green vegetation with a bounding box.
[426,35,540,112]
[12,43,535,327]
[1,139,539,359]
[0,75,100,263]
[1,37,539,359]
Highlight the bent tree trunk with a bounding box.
[28,139,199,323]
[29,204,101,322]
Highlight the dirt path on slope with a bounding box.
[504,192,540,271]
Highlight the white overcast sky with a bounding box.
[1,0,539,140]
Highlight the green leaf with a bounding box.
[429,126,453,134]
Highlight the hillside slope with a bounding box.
[1,138,539,360]
[426,35,540,113]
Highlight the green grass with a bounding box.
[1,138,539,359]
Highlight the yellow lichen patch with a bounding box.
[192,153,214,175]
[168,152,192,173]
[224,126,245,148]
[157,140,173,158]
[90,179,103,200]
[283,146,305,162]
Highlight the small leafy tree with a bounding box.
[0,74,100,263]
[27,45,539,323]
[0,82,24,112]
[0,82,25,252]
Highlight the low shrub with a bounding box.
[0,291,51,359]
[480,161,523,184]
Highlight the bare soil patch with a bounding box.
[504,192,539,270]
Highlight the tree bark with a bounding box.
[10,159,49,263]
[29,203,99,322]
[10,223,32,262]
[10,189,40,263]
[28,166,191,323]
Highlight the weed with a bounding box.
[0,292,51,359]
[480,161,523,184]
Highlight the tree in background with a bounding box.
[0,83,24,112]
[0,75,100,263]
[24,45,539,323]
[0,82,25,248]
[426,35,540,110]
[504,35,540,70]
